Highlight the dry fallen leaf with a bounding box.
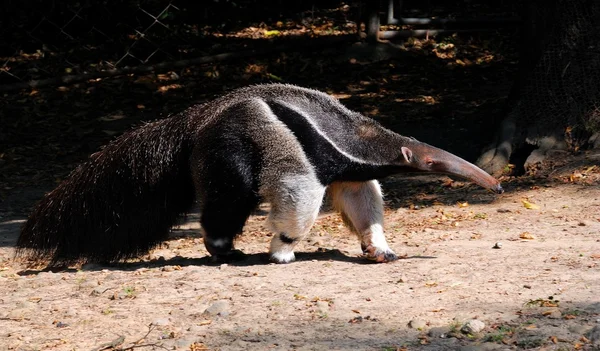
[190,342,210,351]
[521,199,540,210]
[457,202,469,208]
[519,232,536,240]
[471,233,482,240]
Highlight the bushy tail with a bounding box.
[16,114,196,267]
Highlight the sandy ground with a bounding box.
[1,155,599,351]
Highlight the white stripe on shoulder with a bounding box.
[274,100,381,165]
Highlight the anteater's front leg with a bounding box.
[330,180,398,263]
[266,173,326,263]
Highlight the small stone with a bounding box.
[408,318,427,330]
[547,310,562,319]
[152,318,170,326]
[398,275,408,283]
[110,291,128,300]
[492,242,502,249]
[203,300,230,317]
[174,339,195,349]
[461,319,485,334]
[315,300,329,314]
[428,326,451,338]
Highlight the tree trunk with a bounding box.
[365,1,380,43]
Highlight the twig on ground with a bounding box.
[91,335,125,351]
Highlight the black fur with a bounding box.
[17,115,196,266]
[279,233,297,244]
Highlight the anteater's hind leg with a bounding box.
[265,174,326,263]
[330,180,398,263]
[194,151,260,262]
[200,194,257,262]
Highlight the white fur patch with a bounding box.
[368,223,390,250]
[205,238,229,248]
[330,180,393,252]
[265,173,325,263]
[270,250,296,263]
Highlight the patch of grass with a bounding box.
[485,325,514,343]
[122,286,136,298]
[564,309,583,316]
[524,296,559,308]
[473,213,487,219]
[448,320,463,337]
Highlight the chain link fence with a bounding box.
[512,0,600,145]
[0,0,192,86]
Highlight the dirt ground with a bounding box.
[1,152,599,351]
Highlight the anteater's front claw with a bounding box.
[363,245,399,263]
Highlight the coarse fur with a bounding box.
[17,84,503,267]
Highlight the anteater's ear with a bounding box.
[401,146,413,163]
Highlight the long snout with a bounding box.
[434,151,504,194]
